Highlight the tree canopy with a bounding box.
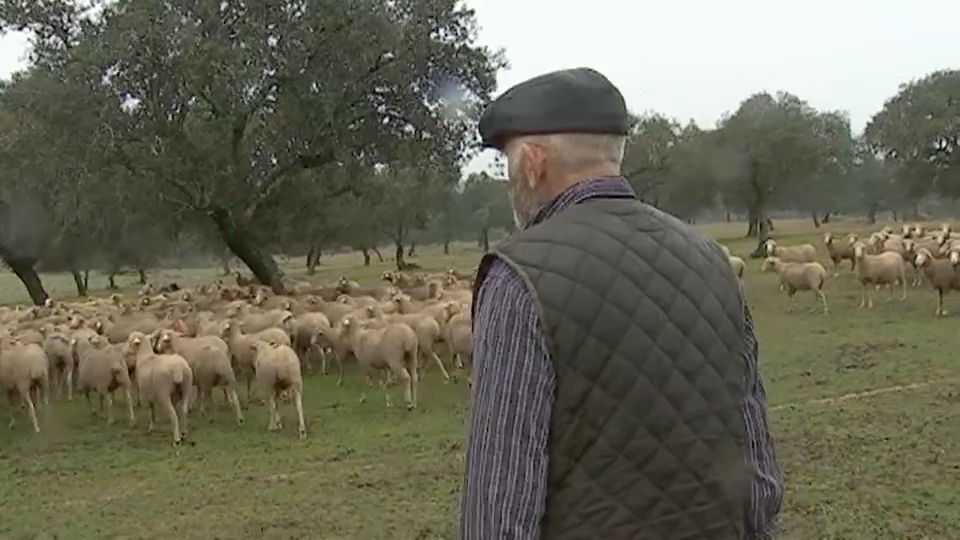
[0,1,957,301]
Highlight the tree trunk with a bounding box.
[70,268,87,297]
[83,269,90,291]
[749,218,772,259]
[137,268,147,285]
[480,227,490,252]
[306,244,321,275]
[725,210,731,222]
[891,210,899,221]
[2,255,49,305]
[822,212,831,224]
[811,211,821,228]
[407,244,416,257]
[361,248,371,266]
[372,247,383,262]
[746,205,759,237]
[394,240,406,271]
[108,273,118,290]
[867,204,877,224]
[209,206,286,294]
[443,241,449,255]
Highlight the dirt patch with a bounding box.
[834,339,910,371]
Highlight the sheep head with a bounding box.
[950,250,960,265]
[822,232,833,244]
[915,248,932,267]
[760,257,778,273]
[852,242,867,259]
[763,239,777,255]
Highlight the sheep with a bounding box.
[154,330,243,425]
[41,327,75,400]
[238,309,294,336]
[0,338,49,433]
[249,341,306,439]
[760,257,829,314]
[291,311,332,372]
[220,321,290,400]
[124,332,193,446]
[73,335,136,426]
[338,316,419,409]
[822,232,856,275]
[764,239,817,263]
[728,256,745,280]
[914,248,960,316]
[851,241,907,308]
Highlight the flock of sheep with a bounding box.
[0,268,476,445]
[728,222,960,316]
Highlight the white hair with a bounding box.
[510,133,626,173]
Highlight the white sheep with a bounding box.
[73,335,136,426]
[249,341,306,439]
[852,241,907,308]
[915,248,960,316]
[764,239,817,263]
[0,338,49,433]
[761,257,829,313]
[124,332,193,446]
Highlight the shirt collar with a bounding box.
[527,176,636,228]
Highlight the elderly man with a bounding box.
[459,68,783,540]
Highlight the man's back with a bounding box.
[474,196,750,539]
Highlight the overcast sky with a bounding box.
[1,2,957,174]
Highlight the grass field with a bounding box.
[0,218,957,539]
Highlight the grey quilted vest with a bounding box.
[474,197,749,540]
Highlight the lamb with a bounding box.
[73,335,136,426]
[822,232,857,275]
[220,321,291,399]
[914,248,960,316]
[249,341,306,439]
[0,338,49,433]
[764,239,817,263]
[154,330,243,425]
[760,257,829,314]
[851,241,907,308]
[338,316,419,409]
[124,332,193,445]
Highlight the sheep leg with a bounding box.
[147,403,156,432]
[105,393,115,426]
[196,387,207,417]
[378,377,393,408]
[21,389,40,434]
[786,289,796,312]
[124,386,136,426]
[7,390,19,429]
[178,394,189,440]
[161,398,182,446]
[98,394,106,416]
[267,394,281,431]
[228,386,244,426]
[429,351,450,383]
[65,367,74,401]
[294,390,306,440]
[817,289,829,314]
[900,273,907,300]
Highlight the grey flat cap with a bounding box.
[478,67,630,150]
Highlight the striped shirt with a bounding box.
[459,176,784,540]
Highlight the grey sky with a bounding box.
[2,3,957,175]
